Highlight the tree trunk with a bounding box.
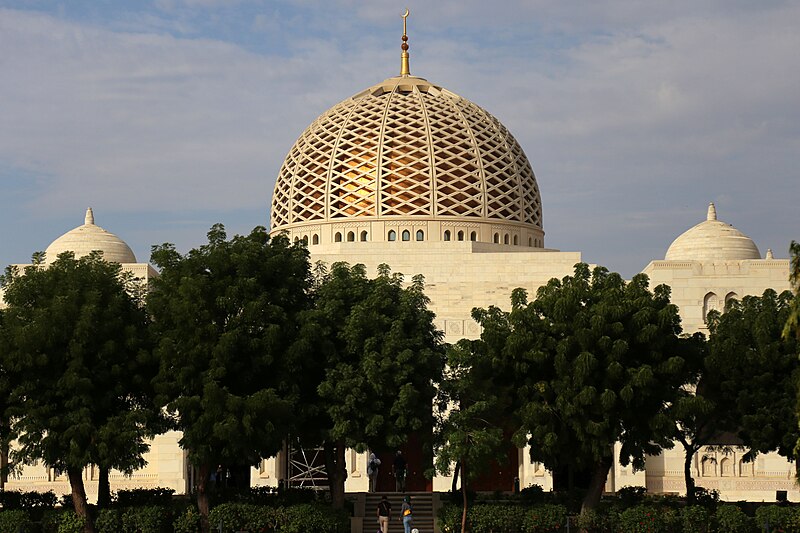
[196,463,211,533]
[451,461,461,494]
[580,456,612,514]
[67,467,95,533]
[96,466,111,509]
[460,460,468,533]
[683,443,697,505]
[324,440,347,509]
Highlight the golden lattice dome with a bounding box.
[665,203,761,261]
[45,208,137,265]
[270,74,544,248]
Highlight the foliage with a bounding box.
[172,507,201,533]
[706,289,799,460]
[469,504,527,532]
[616,486,648,507]
[57,511,87,533]
[206,502,347,533]
[95,509,122,533]
[434,338,513,485]
[474,264,692,511]
[616,505,678,533]
[0,251,157,526]
[115,487,175,507]
[691,488,719,510]
[680,505,711,533]
[0,489,58,509]
[148,225,312,527]
[713,505,754,533]
[299,262,444,506]
[0,509,32,532]
[120,505,175,533]
[783,240,800,340]
[522,503,567,531]
[754,505,794,532]
[437,504,464,533]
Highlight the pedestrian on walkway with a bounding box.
[367,452,381,493]
[377,494,392,533]
[392,450,407,492]
[399,495,413,533]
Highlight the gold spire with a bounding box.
[400,8,410,76]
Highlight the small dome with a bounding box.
[665,203,760,261]
[45,208,137,264]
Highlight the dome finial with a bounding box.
[766,248,774,259]
[85,207,95,225]
[707,202,717,221]
[400,8,411,76]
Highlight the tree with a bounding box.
[300,262,444,508]
[664,333,718,505]
[148,225,311,533]
[0,252,154,533]
[434,332,514,533]
[784,240,800,340]
[476,264,692,513]
[706,289,798,462]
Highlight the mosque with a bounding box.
[1,15,794,503]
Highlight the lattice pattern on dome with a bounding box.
[379,89,432,216]
[270,75,543,233]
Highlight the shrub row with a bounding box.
[437,503,800,533]
[0,502,349,533]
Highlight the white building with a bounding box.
[1,31,794,502]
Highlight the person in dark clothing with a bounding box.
[392,450,407,492]
[377,494,392,533]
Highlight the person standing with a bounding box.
[367,452,381,493]
[392,450,407,492]
[377,494,392,533]
[399,495,413,533]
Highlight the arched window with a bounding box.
[457,230,464,241]
[703,293,719,322]
[334,232,342,243]
[503,234,509,245]
[301,235,308,245]
[725,292,739,310]
[529,237,533,247]
[470,231,477,242]
[388,230,397,241]
[360,230,368,242]
[701,457,714,477]
[443,230,451,241]
[739,459,752,477]
[293,237,299,243]
[416,230,424,241]
[493,233,499,244]
[312,234,319,245]
[402,230,411,241]
[513,235,519,245]
[347,231,355,242]
[720,457,732,477]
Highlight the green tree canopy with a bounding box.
[706,289,798,460]
[476,263,692,513]
[300,262,444,507]
[148,225,312,532]
[0,252,154,532]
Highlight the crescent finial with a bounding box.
[400,8,411,76]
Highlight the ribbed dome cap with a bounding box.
[45,208,137,264]
[665,203,761,261]
[270,74,543,245]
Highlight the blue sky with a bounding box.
[1,0,798,278]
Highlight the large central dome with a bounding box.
[270,72,544,248]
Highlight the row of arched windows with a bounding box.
[702,291,739,322]
[387,229,425,241]
[292,230,542,247]
[443,229,477,242]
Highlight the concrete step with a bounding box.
[362,492,434,533]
